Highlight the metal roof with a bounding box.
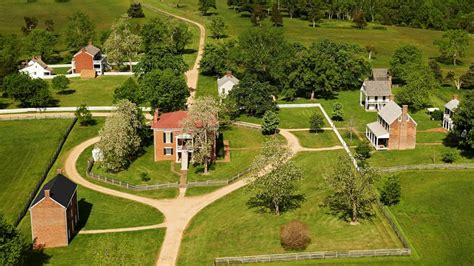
[378,101,402,124]
[30,174,77,209]
[367,122,389,138]
[217,74,239,88]
[444,99,460,111]
[372,68,389,81]
[362,80,392,96]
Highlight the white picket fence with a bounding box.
[0,106,152,114]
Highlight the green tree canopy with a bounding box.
[198,0,216,15]
[434,30,470,65]
[397,65,438,111]
[227,77,277,117]
[24,29,58,61]
[114,77,143,105]
[209,16,227,39]
[261,110,280,135]
[140,18,192,54]
[452,90,474,149]
[0,34,19,83]
[135,47,188,77]
[0,214,28,266]
[390,45,423,83]
[65,12,95,50]
[51,75,70,92]
[3,73,51,107]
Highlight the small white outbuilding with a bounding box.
[19,56,54,78]
[92,147,104,162]
[217,71,239,97]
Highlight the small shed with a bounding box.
[92,147,104,162]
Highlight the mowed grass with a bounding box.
[291,130,341,148]
[187,126,265,181]
[368,145,473,167]
[238,107,329,129]
[0,119,71,223]
[26,229,165,265]
[389,170,474,264]
[196,74,218,98]
[178,150,402,265]
[93,146,180,184]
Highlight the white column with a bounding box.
[181,151,189,171]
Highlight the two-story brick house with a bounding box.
[151,110,217,171]
[29,174,79,248]
[366,101,417,150]
[442,95,460,131]
[360,69,393,111]
[71,43,107,76]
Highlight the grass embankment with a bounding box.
[17,118,164,239]
[178,151,402,265]
[0,119,71,223]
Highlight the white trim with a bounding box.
[30,195,66,210]
[29,209,34,243]
[66,188,77,208]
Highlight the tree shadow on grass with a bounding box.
[0,102,10,109]
[24,246,51,266]
[182,48,197,55]
[57,89,76,95]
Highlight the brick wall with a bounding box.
[388,118,416,150]
[30,198,68,248]
[154,129,182,161]
[74,51,93,73]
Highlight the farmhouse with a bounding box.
[360,69,393,111]
[365,101,417,150]
[19,56,54,78]
[217,72,239,97]
[71,43,107,76]
[151,110,217,170]
[29,174,79,248]
[443,95,460,131]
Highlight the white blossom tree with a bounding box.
[182,97,220,174]
[96,100,144,172]
[104,14,142,72]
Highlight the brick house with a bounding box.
[442,95,460,131]
[365,101,417,150]
[360,68,393,111]
[29,174,79,248]
[71,43,107,75]
[217,71,239,97]
[151,110,217,170]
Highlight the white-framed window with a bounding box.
[164,148,173,156]
[163,131,173,144]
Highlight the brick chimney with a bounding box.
[44,189,50,199]
[453,94,458,100]
[402,105,408,121]
[225,71,232,77]
[57,168,63,175]
[153,108,160,124]
[389,94,395,101]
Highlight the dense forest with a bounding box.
[226,0,474,32]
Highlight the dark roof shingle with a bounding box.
[30,174,77,208]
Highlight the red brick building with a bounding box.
[366,101,417,150]
[151,110,217,170]
[29,174,79,248]
[71,43,107,75]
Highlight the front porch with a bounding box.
[366,122,389,150]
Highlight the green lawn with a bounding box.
[416,132,447,143]
[187,126,265,181]
[178,151,402,265]
[0,119,72,223]
[389,170,474,264]
[93,146,180,184]
[25,229,165,265]
[238,107,329,129]
[196,74,218,98]
[291,130,340,148]
[368,145,473,167]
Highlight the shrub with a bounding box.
[51,75,70,92]
[430,109,443,120]
[75,104,94,126]
[127,3,145,18]
[261,110,279,135]
[442,151,458,163]
[331,102,344,121]
[309,112,324,133]
[380,175,401,206]
[355,141,372,160]
[280,220,311,251]
[140,172,150,182]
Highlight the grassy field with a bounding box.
[24,229,165,265]
[239,107,329,129]
[389,170,474,264]
[0,119,71,223]
[93,146,180,184]
[187,126,265,181]
[291,130,341,148]
[178,150,402,265]
[196,74,218,98]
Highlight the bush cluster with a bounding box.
[280,220,311,251]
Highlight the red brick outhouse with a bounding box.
[29,174,79,248]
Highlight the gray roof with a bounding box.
[29,56,53,72]
[372,68,389,81]
[31,174,77,208]
[378,101,402,124]
[367,121,389,138]
[84,44,101,56]
[362,80,392,96]
[444,99,460,111]
[217,74,239,88]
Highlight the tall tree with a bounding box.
[460,63,474,89]
[445,71,463,90]
[182,97,220,173]
[0,34,19,83]
[114,77,143,105]
[352,9,367,29]
[0,214,28,266]
[20,16,38,35]
[65,12,95,49]
[429,59,443,83]
[135,47,188,77]
[397,65,438,111]
[452,90,473,149]
[324,156,379,224]
[199,42,235,75]
[271,3,283,27]
[251,4,267,26]
[247,137,304,215]
[209,16,227,39]
[51,75,70,92]
[127,2,145,18]
[306,0,323,28]
[104,15,142,72]
[141,18,192,54]
[97,100,144,172]
[227,77,277,116]
[389,45,423,83]
[261,110,280,135]
[434,30,470,65]
[365,44,375,60]
[3,73,51,107]
[139,69,189,112]
[24,29,58,61]
[198,0,216,15]
[309,112,323,133]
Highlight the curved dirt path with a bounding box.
[142,3,206,105]
[64,131,291,266]
[79,223,166,235]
